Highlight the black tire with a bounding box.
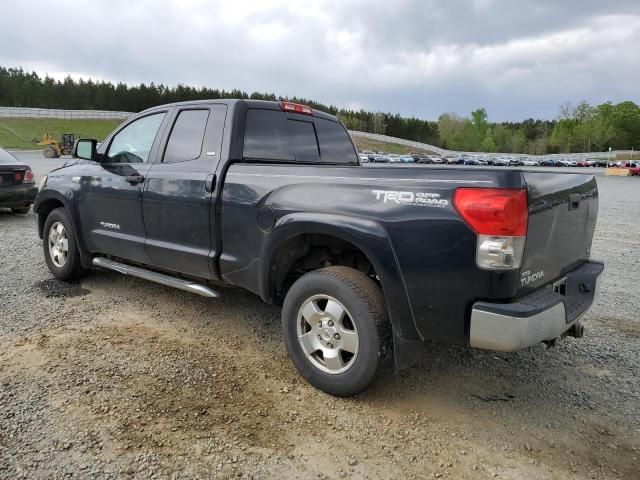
[11,206,30,214]
[282,266,389,397]
[43,146,59,158]
[43,207,86,281]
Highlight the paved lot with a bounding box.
[0,153,639,479]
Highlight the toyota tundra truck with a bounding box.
[33,100,603,396]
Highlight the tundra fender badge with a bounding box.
[372,190,449,208]
[99,221,121,230]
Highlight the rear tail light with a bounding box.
[453,188,528,270]
[13,169,34,184]
[279,101,313,115]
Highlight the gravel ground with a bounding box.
[0,154,639,479]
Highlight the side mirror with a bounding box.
[73,139,98,160]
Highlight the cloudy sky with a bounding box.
[1,0,639,120]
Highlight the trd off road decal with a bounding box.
[372,190,449,208]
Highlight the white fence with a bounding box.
[349,130,632,158]
[0,106,132,120]
[349,131,448,155]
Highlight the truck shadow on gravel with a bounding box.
[34,278,90,298]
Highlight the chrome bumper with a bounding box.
[469,261,603,352]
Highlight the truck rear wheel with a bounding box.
[282,266,389,397]
[43,208,86,281]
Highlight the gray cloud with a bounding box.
[1,0,639,120]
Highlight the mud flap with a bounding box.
[392,328,423,370]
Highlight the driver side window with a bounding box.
[106,112,166,164]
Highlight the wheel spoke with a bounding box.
[60,239,68,252]
[298,331,320,355]
[339,330,359,354]
[323,350,345,371]
[324,299,345,322]
[56,223,64,235]
[296,294,360,375]
[300,300,322,326]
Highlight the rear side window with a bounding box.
[164,109,210,163]
[243,109,355,164]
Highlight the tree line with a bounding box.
[1,66,638,153]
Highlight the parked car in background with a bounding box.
[429,155,444,164]
[358,154,370,163]
[493,157,510,166]
[372,154,389,163]
[416,157,431,164]
[522,159,539,166]
[445,156,458,164]
[399,155,414,163]
[540,158,556,167]
[556,159,572,167]
[0,147,38,214]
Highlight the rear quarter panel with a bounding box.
[220,163,525,344]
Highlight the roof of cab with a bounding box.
[140,99,338,122]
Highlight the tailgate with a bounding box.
[519,172,598,293]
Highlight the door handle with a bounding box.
[125,175,145,185]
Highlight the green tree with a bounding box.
[480,131,497,152]
[471,108,490,138]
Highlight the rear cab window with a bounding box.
[243,109,357,164]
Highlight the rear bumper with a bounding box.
[0,185,38,207]
[469,260,604,351]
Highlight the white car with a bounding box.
[522,159,538,166]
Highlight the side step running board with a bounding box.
[92,257,220,298]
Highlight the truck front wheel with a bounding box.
[282,266,389,397]
[43,208,86,281]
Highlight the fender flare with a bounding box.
[33,188,92,267]
[259,212,421,344]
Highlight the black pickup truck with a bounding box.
[34,100,603,396]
